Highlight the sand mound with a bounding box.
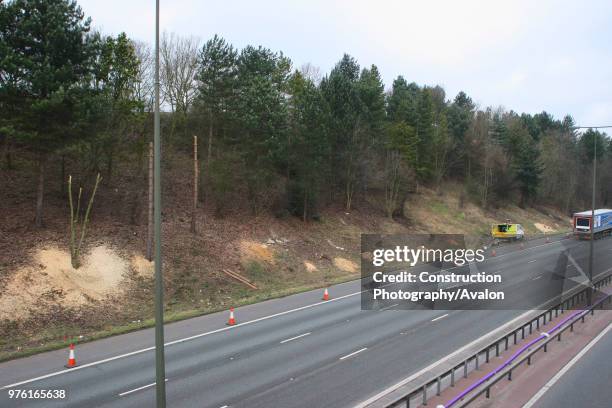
[534,222,555,233]
[304,261,318,272]
[240,240,275,264]
[131,255,154,278]
[333,257,358,273]
[0,245,128,320]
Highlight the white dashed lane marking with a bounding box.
[280,332,311,344]
[339,348,367,360]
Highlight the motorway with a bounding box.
[524,322,612,408]
[0,235,611,408]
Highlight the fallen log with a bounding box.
[222,269,258,289]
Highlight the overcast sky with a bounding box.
[79,0,612,127]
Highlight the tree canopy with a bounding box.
[2,0,610,225]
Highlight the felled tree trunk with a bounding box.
[191,135,198,233]
[35,153,46,228]
[146,142,154,261]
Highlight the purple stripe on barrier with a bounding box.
[442,300,602,408]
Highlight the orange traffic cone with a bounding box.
[227,307,236,326]
[322,288,330,301]
[65,343,77,368]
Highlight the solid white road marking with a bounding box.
[339,348,368,360]
[523,323,612,408]
[431,313,449,322]
[280,332,311,344]
[532,275,542,280]
[528,260,537,264]
[119,378,168,397]
[379,303,399,311]
[351,260,612,408]
[219,405,229,408]
[0,237,599,391]
[353,309,539,408]
[1,287,364,389]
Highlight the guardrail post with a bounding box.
[475,353,479,370]
[536,317,540,329]
[527,356,531,365]
[521,326,525,340]
[582,315,585,323]
[555,308,558,318]
[591,308,594,316]
[508,369,512,381]
[544,343,547,353]
[543,313,547,325]
[495,342,499,357]
[451,369,455,387]
[529,322,533,335]
[422,385,427,406]
[406,395,410,408]
[486,348,490,363]
[436,377,441,396]
[549,310,553,321]
[513,331,517,345]
[486,387,490,399]
[463,360,468,378]
[504,336,509,351]
[557,333,561,341]
[570,323,574,332]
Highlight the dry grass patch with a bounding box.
[239,240,275,264]
[333,257,358,273]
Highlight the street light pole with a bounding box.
[587,133,596,306]
[571,125,612,305]
[154,0,167,406]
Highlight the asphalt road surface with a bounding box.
[525,322,612,408]
[1,235,610,408]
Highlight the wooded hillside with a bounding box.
[1,0,596,359]
[1,0,610,231]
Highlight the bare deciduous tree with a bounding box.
[68,174,102,269]
[432,113,453,193]
[300,63,322,85]
[160,32,200,115]
[132,40,155,112]
[384,150,403,218]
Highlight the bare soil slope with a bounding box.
[0,155,570,359]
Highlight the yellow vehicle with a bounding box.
[491,223,525,240]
